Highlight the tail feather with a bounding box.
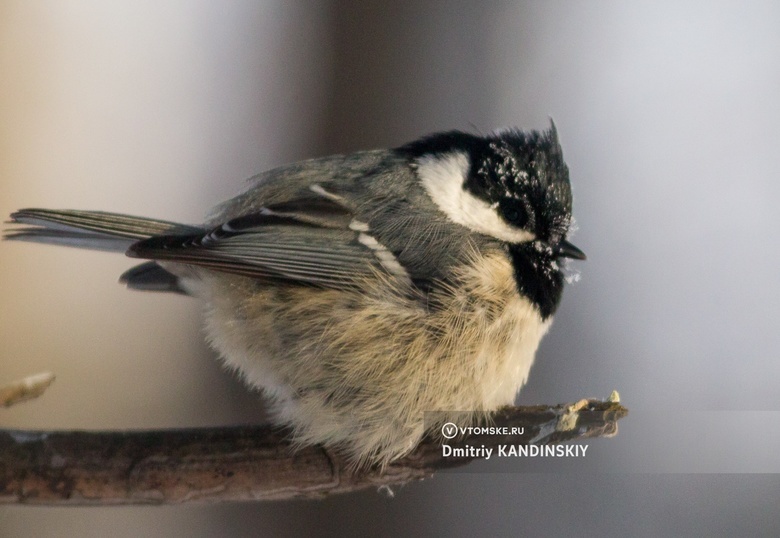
[3,226,138,252]
[4,209,200,253]
[119,261,188,294]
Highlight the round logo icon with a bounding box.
[441,422,458,439]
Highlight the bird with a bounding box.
[4,122,585,467]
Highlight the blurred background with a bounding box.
[2,1,779,535]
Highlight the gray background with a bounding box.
[2,1,779,536]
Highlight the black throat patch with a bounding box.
[508,242,565,320]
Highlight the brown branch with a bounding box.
[0,398,627,505]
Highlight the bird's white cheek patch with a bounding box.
[416,153,535,244]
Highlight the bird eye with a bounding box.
[499,200,528,228]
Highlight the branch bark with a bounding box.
[0,398,627,505]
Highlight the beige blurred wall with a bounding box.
[1,0,332,428]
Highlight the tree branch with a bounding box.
[0,372,55,408]
[0,397,627,505]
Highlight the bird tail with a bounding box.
[3,208,199,253]
[4,208,202,294]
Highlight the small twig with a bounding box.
[0,397,627,505]
[0,372,56,408]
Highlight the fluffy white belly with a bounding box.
[186,251,551,465]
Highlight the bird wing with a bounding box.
[128,189,413,289]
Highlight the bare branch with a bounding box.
[0,398,627,505]
[0,372,55,408]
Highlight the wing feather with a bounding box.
[127,193,412,289]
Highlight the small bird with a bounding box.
[4,123,585,467]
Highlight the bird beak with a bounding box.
[556,240,586,260]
